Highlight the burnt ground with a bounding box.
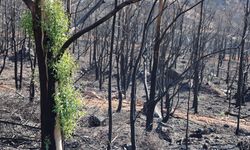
[0,55,250,150]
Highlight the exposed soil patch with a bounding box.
[174,111,250,132]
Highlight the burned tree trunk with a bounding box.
[146,0,163,131]
[107,1,117,149]
[192,1,203,114]
[236,0,249,135]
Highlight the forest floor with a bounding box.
[0,56,250,150]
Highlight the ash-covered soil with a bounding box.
[0,56,250,150]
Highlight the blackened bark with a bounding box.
[37,54,57,149]
[66,0,71,29]
[93,28,99,80]
[107,1,117,149]
[28,36,36,102]
[145,101,157,131]
[185,84,191,149]
[162,93,170,123]
[19,37,26,90]
[11,3,19,90]
[236,0,249,135]
[115,9,123,113]
[0,1,9,76]
[192,1,203,114]
[120,53,126,96]
[0,46,8,76]
[226,44,232,84]
[130,0,157,147]
[31,0,58,148]
[146,0,163,131]
[116,55,123,112]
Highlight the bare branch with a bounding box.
[56,0,142,60]
[159,0,205,42]
[0,120,40,130]
[22,0,35,13]
[75,0,105,27]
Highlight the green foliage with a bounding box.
[54,52,83,138]
[53,52,76,82]
[20,0,83,139]
[54,83,83,138]
[45,0,83,138]
[20,11,33,37]
[44,0,69,54]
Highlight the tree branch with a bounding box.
[159,0,205,42]
[0,120,40,130]
[22,0,35,14]
[0,137,39,142]
[56,0,142,60]
[155,46,240,103]
[75,0,105,27]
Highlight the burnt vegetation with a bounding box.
[0,0,250,149]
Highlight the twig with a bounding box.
[227,112,250,119]
[15,91,25,98]
[0,120,40,130]
[0,137,39,142]
[111,134,119,144]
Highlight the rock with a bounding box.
[202,144,208,149]
[180,145,187,150]
[194,128,203,134]
[11,115,22,122]
[180,60,187,64]
[237,141,250,150]
[122,143,132,150]
[213,81,220,85]
[156,124,172,143]
[182,138,192,145]
[189,133,202,139]
[158,131,172,143]
[88,115,106,127]
[207,107,212,110]
[205,140,210,144]
[208,127,216,133]
[179,82,192,91]
[190,129,203,138]
[176,139,182,145]
[238,128,249,135]
[237,141,243,147]
[223,124,229,128]
[189,127,215,139]
[65,141,80,148]
[197,128,203,133]
[203,127,216,134]
[153,112,160,118]
[234,91,250,102]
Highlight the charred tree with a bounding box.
[192,0,203,114]
[236,0,249,135]
[107,1,117,149]
[146,0,164,132]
